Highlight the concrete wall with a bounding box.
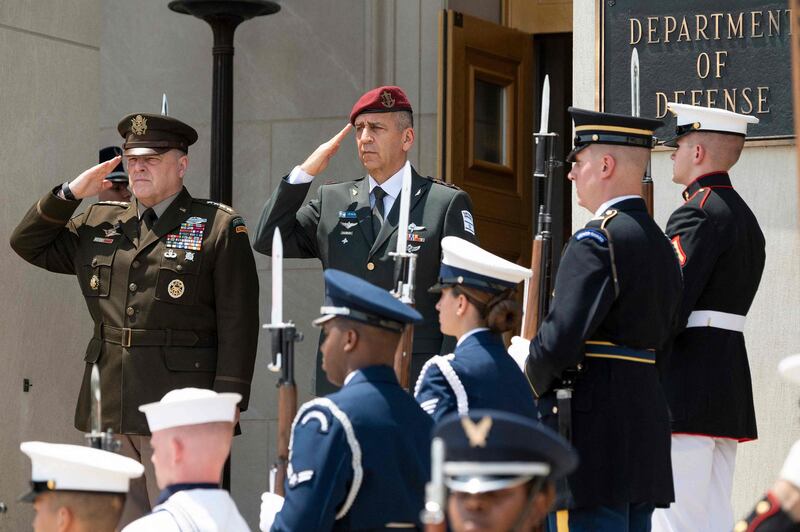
[573,0,800,518]
[0,1,101,529]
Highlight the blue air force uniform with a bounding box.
[270,270,433,531]
[524,109,683,528]
[414,236,536,422]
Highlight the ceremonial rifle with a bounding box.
[420,437,447,532]
[521,75,557,341]
[264,228,302,497]
[85,365,121,452]
[390,164,417,390]
[632,48,654,216]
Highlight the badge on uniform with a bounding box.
[166,217,206,251]
[340,221,358,230]
[93,237,115,244]
[339,210,357,219]
[167,279,185,299]
[407,224,426,243]
[575,228,607,244]
[461,210,475,235]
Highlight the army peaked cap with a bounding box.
[567,107,662,162]
[99,146,128,183]
[350,86,413,125]
[314,269,422,332]
[434,409,578,494]
[662,103,759,147]
[117,113,198,156]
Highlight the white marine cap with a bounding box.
[139,387,242,432]
[19,442,144,501]
[663,103,759,146]
[779,354,800,386]
[429,236,532,294]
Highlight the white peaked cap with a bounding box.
[439,236,532,288]
[20,442,143,498]
[139,387,242,432]
[779,354,800,386]
[667,103,759,137]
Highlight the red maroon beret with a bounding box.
[349,86,413,124]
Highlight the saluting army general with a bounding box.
[515,108,683,531]
[259,269,433,531]
[652,104,765,532]
[254,85,478,395]
[414,236,537,422]
[9,113,260,526]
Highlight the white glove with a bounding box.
[507,336,531,373]
[259,492,285,532]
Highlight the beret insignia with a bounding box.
[380,90,395,108]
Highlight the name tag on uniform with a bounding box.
[338,210,357,219]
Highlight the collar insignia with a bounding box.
[131,114,148,135]
[461,416,493,448]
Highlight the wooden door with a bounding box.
[438,10,534,263]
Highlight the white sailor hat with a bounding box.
[19,442,144,502]
[429,237,532,294]
[139,388,242,432]
[663,103,759,147]
[779,354,800,386]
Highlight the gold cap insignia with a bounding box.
[592,134,599,141]
[461,416,493,448]
[131,115,148,135]
[47,479,56,490]
[167,279,185,299]
[692,122,701,130]
[89,275,100,291]
[380,90,395,108]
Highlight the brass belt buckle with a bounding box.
[121,328,132,348]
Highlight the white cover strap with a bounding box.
[686,310,746,332]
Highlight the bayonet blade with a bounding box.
[161,93,169,116]
[538,75,550,134]
[631,48,640,117]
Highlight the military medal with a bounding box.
[165,216,206,252]
[164,249,178,259]
[89,275,100,291]
[185,251,195,262]
[167,279,185,299]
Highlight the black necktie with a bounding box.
[140,208,157,233]
[371,187,387,239]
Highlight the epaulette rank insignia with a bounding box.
[426,176,461,190]
[204,200,234,214]
[96,201,130,207]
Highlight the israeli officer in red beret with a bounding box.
[255,85,478,395]
[10,113,260,527]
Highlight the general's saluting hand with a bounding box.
[67,156,123,200]
[299,124,352,177]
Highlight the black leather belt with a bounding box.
[95,324,216,348]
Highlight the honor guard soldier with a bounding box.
[652,104,765,532]
[514,108,683,531]
[98,146,131,203]
[254,85,478,394]
[431,410,578,532]
[734,354,800,532]
[9,113,260,525]
[414,236,537,422]
[19,441,144,532]
[259,269,433,531]
[122,388,249,531]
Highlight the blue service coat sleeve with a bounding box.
[526,230,617,396]
[414,364,458,423]
[271,406,352,531]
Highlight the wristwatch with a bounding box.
[61,181,76,201]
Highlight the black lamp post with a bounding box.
[168,0,280,206]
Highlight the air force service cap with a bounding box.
[434,410,578,494]
[19,442,144,502]
[99,146,128,184]
[350,85,413,125]
[314,269,423,332]
[567,107,663,163]
[662,103,759,147]
[430,236,532,295]
[117,113,198,156]
[139,388,242,432]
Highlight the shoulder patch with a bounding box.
[461,210,475,235]
[95,200,130,207]
[574,228,608,244]
[231,215,247,234]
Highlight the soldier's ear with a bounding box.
[177,154,189,178]
[693,143,706,164]
[401,128,415,153]
[343,328,359,352]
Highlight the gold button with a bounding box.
[552,406,558,414]
[132,260,140,268]
[126,307,135,317]
[129,283,137,292]
[367,262,375,271]
[177,265,183,271]
[577,364,583,371]
[194,362,201,369]
[756,500,771,514]
[733,521,747,532]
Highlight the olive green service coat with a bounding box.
[10,187,259,434]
